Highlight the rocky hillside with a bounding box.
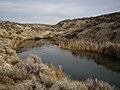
[55,12,120,43]
[53,12,120,58]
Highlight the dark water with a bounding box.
[17,40,120,88]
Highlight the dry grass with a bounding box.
[0,55,116,90]
[53,37,120,58]
[0,12,120,90]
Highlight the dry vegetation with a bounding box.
[0,55,116,90]
[0,12,120,90]
[52,37,120,58]
[53,12,120,58]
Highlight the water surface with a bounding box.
[17,40,120,88]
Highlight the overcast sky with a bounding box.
[0,0,120,24]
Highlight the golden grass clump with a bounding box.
[53,37,120,58]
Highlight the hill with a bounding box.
[0,12,119,90]
[53,12,120,58]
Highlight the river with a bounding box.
[16,40,120,88]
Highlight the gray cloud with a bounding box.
[0,0,120,24]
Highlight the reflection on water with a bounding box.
[16,39,51,53]
[16,40,120,88]
[71,51,120,73]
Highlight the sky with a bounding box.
[0,0,120,24]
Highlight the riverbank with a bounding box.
[52,12,120,58]
[52,36,120,58]
[0,12,120,58]
[0,30,116,90]
[0,12,120,89]
[0,37,116,90]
